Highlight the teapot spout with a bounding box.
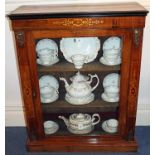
[60,77,69,88]
[59,116,69,127]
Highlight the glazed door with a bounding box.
[25,29,133,140]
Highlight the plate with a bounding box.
[103,73,120,88]
[37,58,59,66]
[103,37,122,50]
[99,56,121,66]
[101,93,119,102]
[102,120,117,133]
[44,121,59,135]
[60,37,100,63]
[36,39,58,53]
[39,75,59,90]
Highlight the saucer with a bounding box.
[65,93,94,105]
[37,58,59,66]
[102,120,117,133]
[44,120,59,135]
[99,56,121,66]
[41,93,58,103]
[101,93,119,102]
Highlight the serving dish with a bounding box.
[60,37,100,69]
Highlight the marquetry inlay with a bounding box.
[54,18,104,27]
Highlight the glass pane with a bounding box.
[35,36,122,136]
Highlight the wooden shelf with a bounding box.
[42,99,118,113]
[37,61,120,73]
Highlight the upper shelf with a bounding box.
[8,2,148,20]
[37,61,120,73]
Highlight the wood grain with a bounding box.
[10,2,147,15]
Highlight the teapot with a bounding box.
[59,113,100,134]
[60,72,99,99]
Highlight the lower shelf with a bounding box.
[27,137,138,152]
[42,99,118,113]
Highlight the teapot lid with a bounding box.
[70,71,89,82]
[70,113,90,122]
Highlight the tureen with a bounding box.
[60,37,100,69]
[36,39,59,66]
[100,37,122,66]
[59,113,100,134]
[60,72,99,105]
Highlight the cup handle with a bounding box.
[88,74,99,92]
[92,114,100,126]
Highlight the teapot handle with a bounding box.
[92,114,100,126]
[88,74,99,91]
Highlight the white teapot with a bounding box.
[60,72,99,105]
[59,113,100,134]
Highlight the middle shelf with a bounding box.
[37,61,120,73]
[42,99,118,113]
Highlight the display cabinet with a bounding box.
[8,2,148,152]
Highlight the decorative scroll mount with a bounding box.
[134,29,140,47]
[15,31,24,47]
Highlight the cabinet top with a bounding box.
[8,2,148,20]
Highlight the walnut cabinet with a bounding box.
[8,2,148,152]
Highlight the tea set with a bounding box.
[36,37,121,135]
[44,115,118,135]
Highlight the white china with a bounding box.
[44,120,59,135]
[60,37,100,69]
[39,75,59,90]
[101,73,120,102]
[59,113,100,134]
[71,54,86,69]
[99,55,121,66]
[104,86,119,99]
[39,75,59,103]
[60,72,99,105]
[103,37,121,50]
[36,39,59,66]
[103,73,120,88]
[100,37,122,66]
[40,85,59,103]
[40,85,55,99]
[65,93,94,105]
[102,119,118,133]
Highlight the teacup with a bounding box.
[71,54,86,69]
[44,120,58,134]
[38,48,54,64]
[104,86,119,99]
[103,49,120,62]
[40,85,56,99]
[106,119,118,132]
